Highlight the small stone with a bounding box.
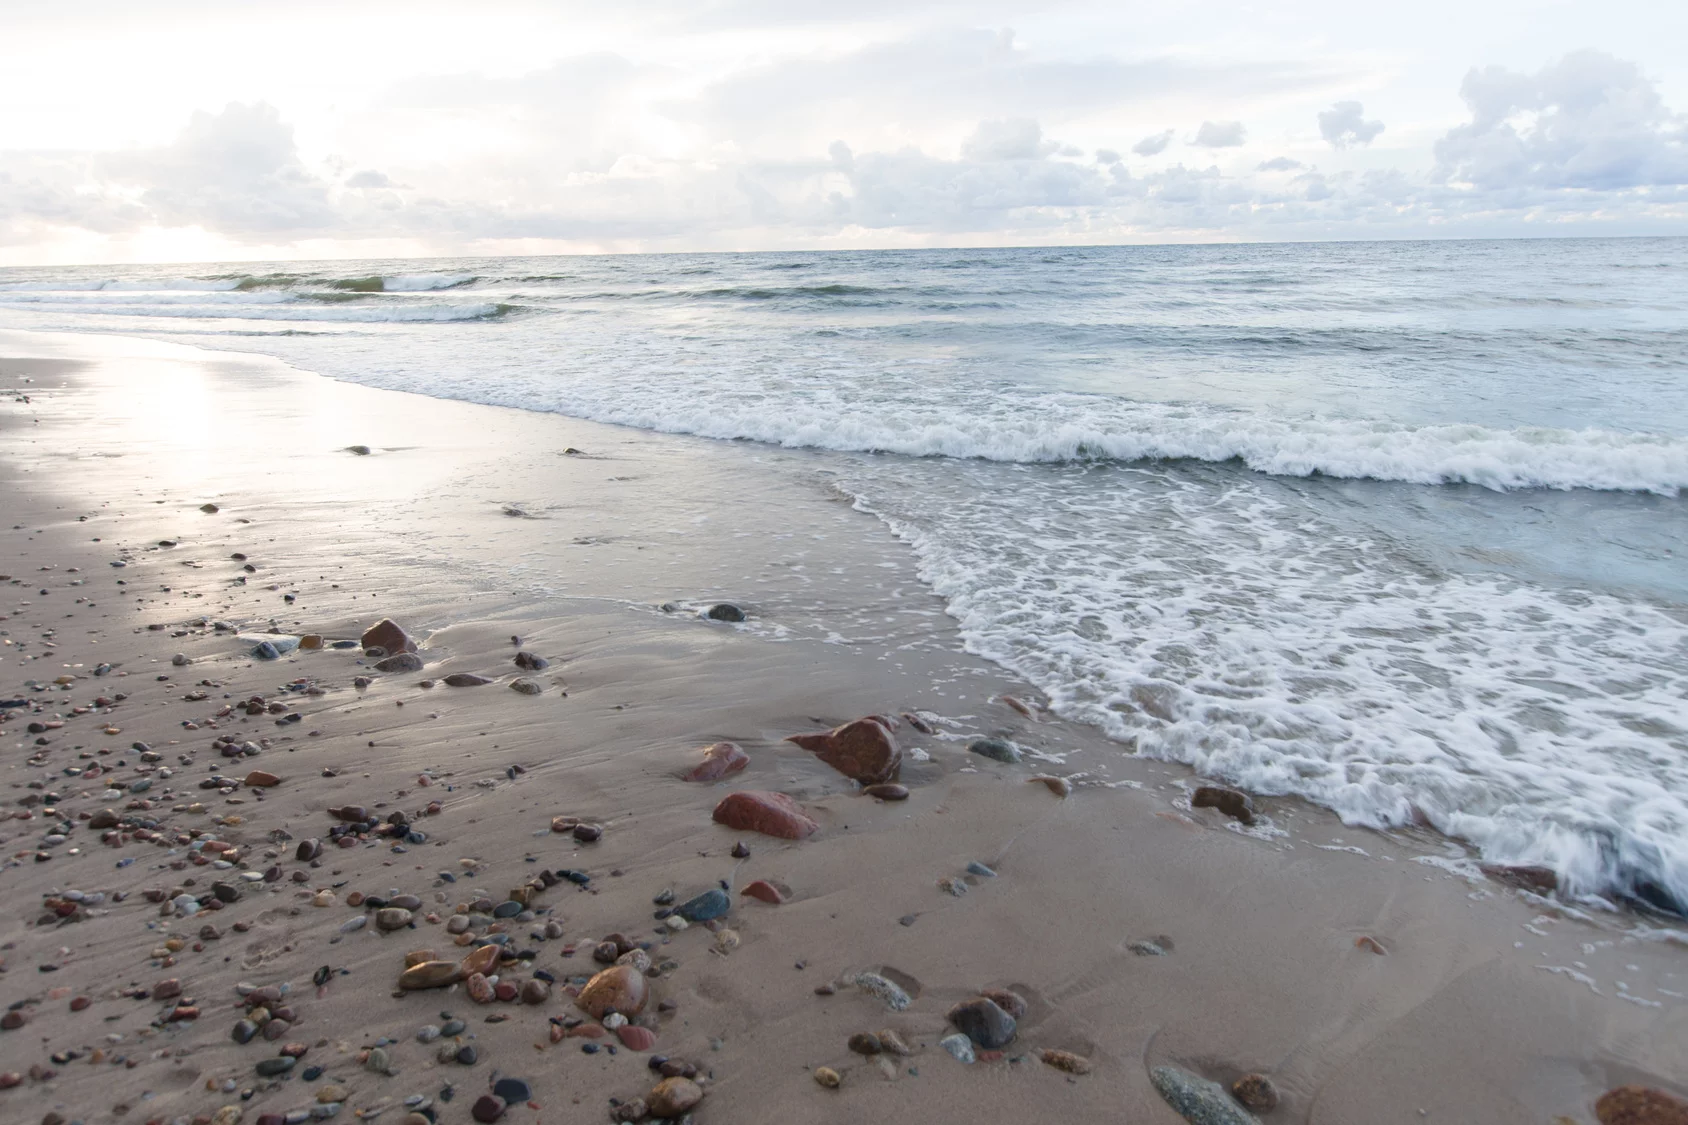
[740,879,788,905]
[460,942,501,976]
[853,971,911,1011]
[647,1076,703,1118]
[255,1056,296,1077]
[365,1047,391,1074]
[877,1029,912,1056]
[863,783,908,800]
[786,717,902,785]
[848,1032,882,1055]
[1151,1065,1263,1125]
[376,907,414,931]
[513,651,549,671]
[968,738,1020,763]
[520,979,551,1004]
[683,741,749,783]
[1029,775,1071,797]
[711,790,819,839]
[1232,1074,1278,1112]
[947,997,1016,1048]
[1596,1085,1688,1125]
[939,1033,976,1064]
[1191,786,1256,825]
[456,1044,479,1065]
[464,973,495,1004]
[416,1025,441,1042]
[443,673,493,687]
[445,914,471,934]
[676,888,731,922]
[1040,1048,1092,1074]
[576,964,649,1018]
[399,961,460,990]
[705,603,746,622]
[361,619,417,655]
[470,1094,506,1123]
[572,823,602,843]
[814,1066,842,1089]
[375,653,424,674]
[244,770,281,788]
[1128,941,1166,957]
[612,1098,648,1123]
[617,1025,657,1051]
[509,679,542,696]
[491,1077,531,1104]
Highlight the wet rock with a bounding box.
[1029,775,1071,797]
[1232,1074,1279,1112]
[740,880,788,905]
[1151,1066,1262,1125]
[443,673,493,687]
[509,679,542,696]
[1480,864,1559,894]
[1040,1048,1092,1074]
[470,1094,506,1123]
[375,653,424,674]
[786,718,901,784]
[577,965,649,1018]
[863,783,908,800]
[682,741,748,783]
[513,652,549,671]
[705,603,745,623]
[711,790,819,839]
[1596,1085,1688,1125]
[399,961,460,990]
[361,620,417,655]
[1191,786,1255,826]
[947,997,1016,1049]
[848,1032,882,1055]
[648,1077,703,1118]
[676,888,731,922]
[968,738,1020,763]
[939,1033,976,1064]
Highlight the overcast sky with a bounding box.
[2,0,1686,264]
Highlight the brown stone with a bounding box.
[361,619,417,655]
[863,783,908,800]
[443,673,493,687]
[1040,1049,1092,1075]
[1596,1085,1688,1125]
[1480,864,1559,894]
[1232,1073,1279,1112]
[464,973,495,1004]
[89,809,120,829]
[711,791,819,839]
[298,635,323,650]
[1191,785,1255,825]
[398,961,461,990]
[740,879,789,905]
[243,770,281,788]
[0,1010,26,1030]
[785,718,901,784]
[683,741,749,783]
[647,1077,703,1118]
[576,965,649,1018]
[459,943,501,977]
[616,1025,657,1051]
[152,979,182,1000]
[520,979,550,1004]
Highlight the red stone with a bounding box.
[683,742,749,783]
[785,718,901,784]
[360,619,418,655]
[494,981,519,1002]
[711,791,819,840]
[616,1025,657,1051]
[1596,1085,1688,1125]
[740,880,789,905]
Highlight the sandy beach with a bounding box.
[3,327,1685,1125]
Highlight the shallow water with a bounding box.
[4,237,1686,911]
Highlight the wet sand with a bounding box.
[2,328,1685,1125]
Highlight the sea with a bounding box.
[3,238,1686,915]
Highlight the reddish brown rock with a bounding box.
[459,944,501,977]
[1191,785,1255,825]
[785,718,901,784]
[712,791,819,840]
[576,965,649,1018]
[648,1077,703,1118]
[683,741,749,783]
[1232,1073,1279,1112]
[243,770,281,788]
[740,879,789,905]
[361,619,417,655]
[616,1025,657,1051]
[399,961,461,990]
[1596,1085,1688,1125]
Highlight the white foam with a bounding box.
[381,273,477,291]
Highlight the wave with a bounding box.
[0,277,241,293]
[0,298,512,323]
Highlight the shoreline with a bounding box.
[2,328,1685,1125]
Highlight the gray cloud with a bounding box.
[1434,50,1688,190]
[1095,148,1121,165]
[962,119,1058,161]
[1319,101,1384,148]
[1257,156,1304,171]
[1193,120,1247,147]
[1132,130,1174,156]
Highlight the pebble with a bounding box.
[470,1094,506,1123]
[939,1033,976,1064]
[1595,1085,1688,1124]
[1231,1074,1278,1112]
[947,997,1017,1048]
[647,1076,703,1117]
[1151,1065,1263,1125]
[979,988,1028,1019]
[617,1025,657,1051]
[456,1044,479,1065]
[492,1077,532,1103]
[675,887,731,922]
[446,914,471,934]
[443,673,493,687]
[1191,786,1256,826]
[965,861,996,878]
[863,783,909,800]
[848,1032,882,1055]
[255,1057,296,1077]
[509,679,542,695]
[441,1019,466,1036]
[968,738,1021,763]
[814,1066,842,1089]
[365,1047,391,1074]
[877,1028,912,1056]
[852,971,911,1011]
[1128,940,1166,956]
[1041,1048,1092,1074]
[706,603,746,622]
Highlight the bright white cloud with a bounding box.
[1192,120,1247,147]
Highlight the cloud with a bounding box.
[1193,120,1246,147]
[345,169,395,188]
[1095,148,1121,165]
[1434,50,1688,190]
[1318,100,1384,148]
[962,118,1057,161]
[1257,156,1303,171]
[1132,130,1174,156]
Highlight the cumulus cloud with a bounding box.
[1193,120,1247,147]
[345,169,396,188]
[1434,50,1688,190]
[962,118,1057,161]
[1132,130,1174,156]
[1095,148,1121,165]
[1257,156,1303,171]
[1319,101,1384,148]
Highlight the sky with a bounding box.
[1,0,1686,264]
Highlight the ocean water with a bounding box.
[4,239,1687,914]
